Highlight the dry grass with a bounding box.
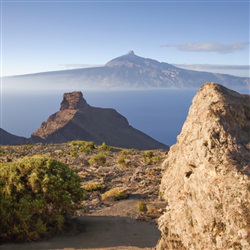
[101,188,128,201]
[82,182,105,192]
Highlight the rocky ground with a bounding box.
[0,141,168,249]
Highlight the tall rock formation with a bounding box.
[32,91,168,150]
[156,82,250,249]
[0,128,28,145]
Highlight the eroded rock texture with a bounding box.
[156,82,250,249]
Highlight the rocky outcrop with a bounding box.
[0,128,28,145]
[32,91,168,150]
[156,82,250,249]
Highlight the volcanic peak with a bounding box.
[127,50,135,55]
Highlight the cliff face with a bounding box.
[32,91,168,150]
[156,83,250,249]
[0,128,28,145]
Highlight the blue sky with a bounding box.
[1,0,249,77]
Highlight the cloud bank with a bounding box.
[58,64,104,69]
[174,64,249,77]
[162,42,249,54]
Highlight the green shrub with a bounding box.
[143,150,154,158]
[117,154,126,165]
[151,155,162,163]
[88,153,106,166]
[101,142,110,151]
[137,201,148,212]
[0,156,85,242]
[143,150,154,164]
[101,188,127,201]
[83,182,105,192]
[80,141,95,153]
[69,140,95,155]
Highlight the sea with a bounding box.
[1,87,249,147]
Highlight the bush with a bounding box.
[80,141,95,153]
[83,182,105,192]
[137,201,148,212]
[101,142,110,151]
[101,188,127,201]
[117,154,126,165]
[88,153,106,166]
[69,140,95,155]
[143,150,155,164]
[142,150,162,164]
[0,156,85,242]
[144,150,154,158]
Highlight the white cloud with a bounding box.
[58,64,104,69]
[174,64,250,77]
[162,42,249,54]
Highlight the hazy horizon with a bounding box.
[2,57,250,78]
[1,1,249,77]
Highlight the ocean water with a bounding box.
[1,88,248,146]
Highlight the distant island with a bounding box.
[3,51,249,91]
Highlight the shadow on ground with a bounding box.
[1,216,160,250]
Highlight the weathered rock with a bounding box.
[60,91,88,110]
[156,82,250,249]
[32,91,168,150]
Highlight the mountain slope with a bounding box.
[156,82,250,249]
[4,51,249,90]
[31,91,168,150]
[0,128,28,145]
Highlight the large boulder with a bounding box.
[156,82,250,249]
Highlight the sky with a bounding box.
[1,0,249,77]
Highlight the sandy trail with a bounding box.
[1,216,160,250]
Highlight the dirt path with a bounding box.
[1,216,160,250]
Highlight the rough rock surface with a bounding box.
[32,91,168,150]
[0,128,28,145]
[156,82,250,249]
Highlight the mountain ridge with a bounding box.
[31,91,168,150]
[0,128,28,145]
[4,51,249,90]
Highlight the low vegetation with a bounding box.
[69,140,96,156]
[117,154,126,166]
[88,153,106,166]
[101,188,128,201]
[137,201,148,212]
[101,142,110,151]
[143,150,162,164]
[0,140,167,243]
[83,182,105,192]
[0,156,85,242]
